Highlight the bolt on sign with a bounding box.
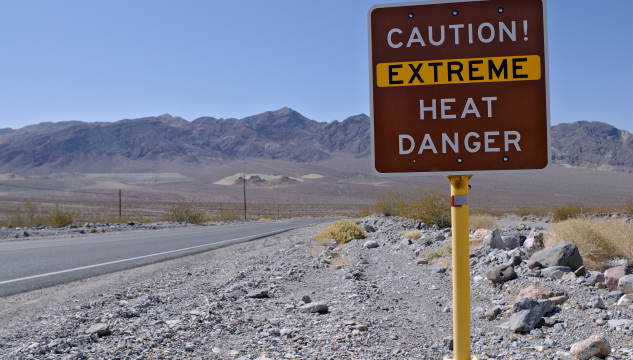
[368,0,550,175]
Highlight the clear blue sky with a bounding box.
[1,0,631,131]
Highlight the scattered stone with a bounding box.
[617,274,633,294]
[527,268,542,277]
[508,298,552,332]
[616,294,633,306]
[584,272,605,286]
[604,290,624,301]
[550,270,565,279]
[485,306,504,320]
[363,224,376,233]
[486,264,517,283]
[524,231,545,256]
[471,229,491,240]
[541,266,572,278]
[550,295,568,306]
[502,236,520,250]
[587,297,605,309]
[443,336,454,350]
[574,265,587,277]
[85,323,110,337]
[607,319,632,327]
[527,241,583,271]
[363,240,379,249]
[604,266,633,291]
[517,285,550,300]
[247,289,269,298]
[298,302,328,314]
[483,228,505,250]
[570,334,611,360]
[3,215,632,359]
[508,254,522,266]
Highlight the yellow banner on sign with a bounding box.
[376,55,540,87]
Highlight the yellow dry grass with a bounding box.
[313,237,333,246]
[546,218,633,271]
[313,219,366,244]
[469,239,483,250]
[399,230,423,239]
[469,215,499,230]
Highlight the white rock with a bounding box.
[363,240,379,249]
[607,319,632,327]
[85,323,110,337]
[617,294,633,306]
[298,301,328,314]
[524,232,545,256]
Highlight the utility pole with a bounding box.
[119,189,122,218]
[243,171,247,220]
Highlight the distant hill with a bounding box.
[551,121,633,172]
[0,108,631,174]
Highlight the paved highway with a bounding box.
[0,219,330,297]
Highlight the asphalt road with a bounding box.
[0,219,330,297]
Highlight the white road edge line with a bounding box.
[0,224,314,285]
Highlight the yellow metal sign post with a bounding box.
[445,175,476,360]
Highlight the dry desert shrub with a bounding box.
[357,209,373,218]
[210,210,239,222]
[373,189,406,216]
[0,198,45,227]
[426,241,452,260]
[514,205,552,217]
[165,200,208,224]
[552,202,586,222]
[469,215,499,230]
[372,186,450,227]
[546,218,633,271]
[403,185,451,228]
[399,230,423,239]
[313,219,366,244]
[313,236,334,247]
[45,205,75,228]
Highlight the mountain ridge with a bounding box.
[0,108,630,174]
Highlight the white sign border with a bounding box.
[368,0,551,177]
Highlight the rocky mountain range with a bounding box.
[0,108,631,174]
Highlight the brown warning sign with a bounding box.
[368,0,550,175]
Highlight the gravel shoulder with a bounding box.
[1,216,632,360]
